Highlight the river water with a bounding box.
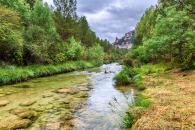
[73,63,134,130]
[0,63,134,130]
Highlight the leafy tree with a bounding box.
[64,37,84,60]
[134,6,157,46]
[133,6,195,68]
[0,0,30,24]
[24,0,59,64]
[0,6,24,64]
[87,44,104,61]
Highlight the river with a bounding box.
[0,63,134,130]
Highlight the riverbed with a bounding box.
[0,63,134,130]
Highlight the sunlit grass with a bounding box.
[0,61,97,86]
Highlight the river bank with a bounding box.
[129,68,195,130]
[0,63,134,130]
[0,60,101,86]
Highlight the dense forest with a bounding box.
[0,0,121,66]
[126,0,195,69]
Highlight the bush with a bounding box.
[64,37,85,60]
[86,44,104,62]
[0,6,24,64]
[114,67,145,90]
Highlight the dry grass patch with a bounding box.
[132,71,195,130]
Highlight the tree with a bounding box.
[24,0,59,64]
[0,0,30,24]
[53,0,77,18]
[134,7,157,46]
[0,6,24,64]
[133,6,195,68]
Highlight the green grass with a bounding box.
[114,64,169,89]
[123,94,151,128]
[0,60,98,86]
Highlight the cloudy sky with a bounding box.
[44,0,158,42]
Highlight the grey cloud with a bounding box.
[44,0,158,42]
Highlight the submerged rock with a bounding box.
[42,94,54,98]
[11,109,38,119]
[0,117,31,129]
[78,87,90,91]
[20,100,36,106]
[0,100,10,107]
[56,88,78,95]
[42,122,61,130]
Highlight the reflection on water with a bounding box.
[73,63,134,130]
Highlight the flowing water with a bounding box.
[0,63,134,130]
[73,63,134,130]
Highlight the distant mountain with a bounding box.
[113,30,134,49]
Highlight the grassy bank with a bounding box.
[117,64,195,129]
[0,60,100,86]
[114,64,170,128]
[114,64,169,90]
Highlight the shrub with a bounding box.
[86,44,105,62]
[64,37,85,60]
[0,6,24,64]
[123,112,135,128]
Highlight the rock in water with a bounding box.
[0,117,31,129]
[20,100,36,106]
[43,122,61,130]
[0,100,9,107]
[11,109,37,119]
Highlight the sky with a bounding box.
[43,0,158,42]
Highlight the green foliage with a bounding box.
[0,61,96,85]
[0,0,119,66]
[86,44,105,62]
[0,0,30,23]
[123,113,135,128]
[114,67,144,90]
[122,94,151,128]
[0,6,24,64]
[134,7,157,46]
[24,0,59,64]
[114,64,168,89]
[64,37,85,60]
[133,5,195,69]
[134,94,151,108]
[114,68,136,86]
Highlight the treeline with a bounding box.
[127,0,195,69]
[0,0,118,65]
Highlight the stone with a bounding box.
[11,109,37,119]
[20,100,36,106]
[0,100,10,107]
[56,88,78,95]
[43,122,61,130]
[42,94,54,98]
[0,117,31,129]
[78,87,90,91]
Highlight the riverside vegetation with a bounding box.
[0,0,126,85]
[114,0,195,129]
